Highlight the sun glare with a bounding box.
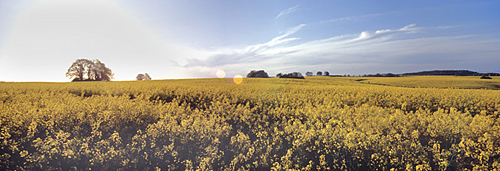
[233,74,243,84]
[216,70,226,78]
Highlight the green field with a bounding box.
[1,76,499,170]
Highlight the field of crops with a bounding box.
[1,76,500,170]
[354,76,500,90]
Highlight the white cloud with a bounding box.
[436,25,460,29]
[1,0,498,81]
[247,24,305,52]
[183,24,305,68]
[275,5,299,19]
[322,16,354,23]
[183,24,500,76]
[322,11,398,24]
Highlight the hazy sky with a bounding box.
[0,0,499,81]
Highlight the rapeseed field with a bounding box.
[1,76,499,170]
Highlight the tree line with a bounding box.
[305,71,330,76]
[246,70,331,79]
[401,70,500,76]
[66,59,497,82]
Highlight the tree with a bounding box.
[279,72,304,79]
[144,73,152,80]
[481,75,492,79]
[276,73,282,78]
[66,59,93,81]
[292,72,303,78]
[66,59,113,81]
[91,59,113,81]
[317,71,323,76]
[305,72,313,76]
[324,71,330,76]
[137,73,152,81]
[136,73,152,81]
[136,74,145,80]
[247,70,269,78]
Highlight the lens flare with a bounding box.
[233,74,243,84]
[216,70,226,78]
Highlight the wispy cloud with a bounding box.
[184,24,306,67]
[322,11,398,24]
[436,25,460,29]
[275,5,299,19]
[183,24,500,76]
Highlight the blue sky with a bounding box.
[0,0,499,81]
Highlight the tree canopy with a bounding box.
[278,72,304,79]
[246,70,269,78]
[137,73,152,81]
[66,59,113,82]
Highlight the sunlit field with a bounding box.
[353,76,500,90]
[1,76,500,170]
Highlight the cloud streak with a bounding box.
[183,24,500,76]
[184,24,306,67]
[322,11,399,24]
[275,5,299,19]
[184,24,419,68]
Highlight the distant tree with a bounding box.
[66,59,93,81]
[324,71,330,76]
[402,70,485,76]
[136,73,152,81]
[317,71,323,76]
[306,72,313,76]
[276,73,282,77]
[279,72,304,79]
[481,75,492,79]
[66,59,113,81]
[91,59,113,81]
[384,73,397,77]
[293,72,301,77]
[144,73,152,80]
[136,74,145,80]
[247,70,269,78]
